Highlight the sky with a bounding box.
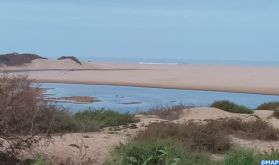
[0,0,279,61]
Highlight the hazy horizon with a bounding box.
[1,0,278,62]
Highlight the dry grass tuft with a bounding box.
[142,104,192,120]
[136,121,231,153]
[135,118,279,155]
[207,118,279,141]
[256,102,279,110]
[273,109,279,119]
[210,100,253,114]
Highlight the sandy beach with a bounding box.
[2,59,279,95]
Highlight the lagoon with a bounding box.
[41,83,279,113]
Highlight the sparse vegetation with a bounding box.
[208,118,279,140]
[0,73,136,164]
[219,149,279,165]
[0,73,63,162]
[135,121,231,153]
[210,100,253,114]
[108,119,279,164]
[73,108,136,132]
[273,109,279,118]
[109,140,279,165]
[107,139,211,165]
[110,118,278,163]
[257,102,279,110]
[33,155,48,165]
[142,104,191,120]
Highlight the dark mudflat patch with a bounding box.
[120,101,142,105]
[46,96,101,104]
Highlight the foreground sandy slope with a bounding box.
[28,107,279,164]
[3,59,279,95]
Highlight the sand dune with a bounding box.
[2,59,279,95]
[2,59,94,70]
[177,107,250,121]
[30,107,279,164]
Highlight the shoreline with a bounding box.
[35,79,279,96]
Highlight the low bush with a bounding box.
[0,73,66,160]
[136,121,231,153]
[73,108,136,132]
[32,155,48,165]
[216,118,279,140]
[109,141,279,165]
[219,149,279,165]
[210,100,253,114]
[36,107,76,133]
[133,119,278,155]
[240,119,279,140]
[107,140,211,165]
[142,104,190,120]
[273,109,279,119]
[256,102,279,110]
[0,153,32,165]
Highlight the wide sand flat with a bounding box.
[2,59,279,95]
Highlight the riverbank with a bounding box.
[3,59,279,95]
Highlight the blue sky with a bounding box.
[0,0,278,61]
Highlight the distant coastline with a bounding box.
[138,62,178,65]
[83,57,279,67]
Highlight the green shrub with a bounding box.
[256,102,279,110]
[109,141,279,165]
[73,108,135,132]
[218,149,279,165]
[32,155,48,165]
[106,116,279,165]
[210,100,253,114]
[109,140,279,165]
[35,108,136,133]
[108,140,211,165]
